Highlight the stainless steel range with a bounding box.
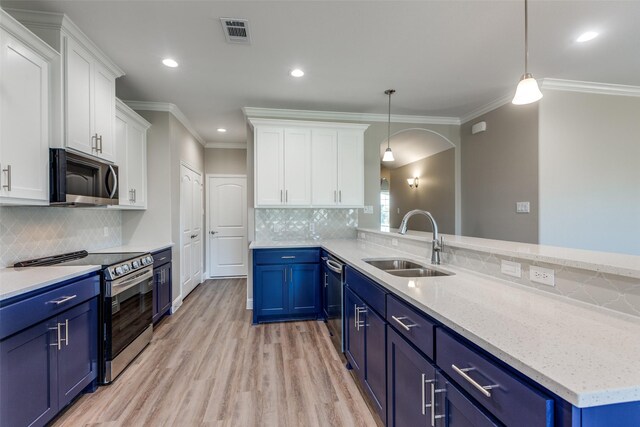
[15,250,155,384]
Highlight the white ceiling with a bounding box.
[3,1,639,146]
[380,128,454,169]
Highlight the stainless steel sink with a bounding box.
[364,258,454,277]
[365,258,425,270]
[386,268,451,277]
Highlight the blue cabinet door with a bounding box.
[364,306,386,421]
[158,263,172,319]
[0,318,58,427]
[321,263,329,320]
[387,326,434,427]
[436,371,499,427]
[254,265,288,321]
[345,287,365,379]
[290,263,320,316]
[57,298,98,409]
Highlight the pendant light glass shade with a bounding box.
[382,89,396,162]
[512,73,543,105]
[382,147,395,162]
[512,0,542,105]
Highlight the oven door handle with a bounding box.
[111,268,153,296]
[326,259,343,274]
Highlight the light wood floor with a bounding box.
[53,279,378,427]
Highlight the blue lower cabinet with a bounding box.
[153,261,172,324]
[57,299,99,408]
[436,371,500,427]
[0,318,59,427]
[252,248,321,323]
[387,326,435,427]
[364,305,386,421]
[290,264,320,316]
[345,287,365,377]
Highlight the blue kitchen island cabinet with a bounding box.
[152,248,172,324]
[0,273,100,427]
[253,248,321,323]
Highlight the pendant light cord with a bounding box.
[387,91,391,149]
[524,0,529,74]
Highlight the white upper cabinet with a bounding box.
[283,128,312,206]
[7,9,124,163]
[114,99,150,209]
[0,10,58,205]
[336,130,365,207]
[251,119,368,208]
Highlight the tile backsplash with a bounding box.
[255,208,358,241]
[0,207,122,267]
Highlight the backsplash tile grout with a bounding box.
[255,208,358,241]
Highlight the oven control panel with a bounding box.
[106,254,154,280]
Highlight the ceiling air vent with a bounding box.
[220,18,251,44]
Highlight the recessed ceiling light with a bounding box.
[162,58,179,68]
[576,31,599,43]
[290,68,304,77]
[217,128,227,133]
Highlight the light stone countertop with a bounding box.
[92,242,174,254]
[249,240,325,249]
[251,238,640,408]
[358,227,640,279]
[0,266,101,301]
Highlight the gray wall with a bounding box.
[204,148,247,175]
[461,102,539,243]
[538,90,640,255]
[122,109,205,304]
[389,148,455,234]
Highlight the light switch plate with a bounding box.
[530,266,555,286]
[516,201,530,213]
[501,260,521,278]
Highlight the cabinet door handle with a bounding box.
[285,190,288,203]
[355,306,366,331]
[280,190,283,203]
[62,319,69,346]
[324,273,328,288]
[281,256,296,259]
[133,188,136,203]
[1,164,11,191]
[92,134,98,151]
[431,382,446,426]
[48,295,77,305]
[49,323,62,350]
[451,364,498,398]
[392,315,418,331]
[339,190,342,202]
[98,135,103,153]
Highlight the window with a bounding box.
[380,190,390,232]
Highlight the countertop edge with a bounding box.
[0,265,102,302]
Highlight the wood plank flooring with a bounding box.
[53,279,378,427]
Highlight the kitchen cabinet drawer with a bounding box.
[386,294,436,361]
[152,248,172,268]
[345,266,386,317]
[436,328,553,427]
[254,248,320,265]
[0,274,100,340]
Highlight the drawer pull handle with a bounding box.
[451,364,498,398]
[48,295,77,305]
[281,256,296,259]
[392,315,418,331]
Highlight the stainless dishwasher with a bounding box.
[322,253,345,354]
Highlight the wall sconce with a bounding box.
[407,177,419,189]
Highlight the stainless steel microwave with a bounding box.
[50,149,119,206]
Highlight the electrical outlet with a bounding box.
[530,266,555,286]
[397,208,400,214]
[359,232,366,240]
[501,260,521,278]
[309,223,315,233]
[363,205,374,214]
[391,238,398,246]
[103,227,109,237]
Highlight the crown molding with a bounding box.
[459,93,513,125]
[124,101,205,146]
[115,99,151,129]
[243,107,460,126]
[0,9,59,61]
[205,142,247,149]
[247,117,371,131]
[541,78,640,97]
[5,8,125,78]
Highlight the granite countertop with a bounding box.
[92,242,174,254]
[251,238,640,408]
[0,265,101,301]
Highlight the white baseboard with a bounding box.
[201,272,207,282]
[171,295,183,314]
[246,297,253,310]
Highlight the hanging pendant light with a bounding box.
[512,0,543,105]
[382,89,396,162]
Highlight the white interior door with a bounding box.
[208,176,248,277]
[181,164,203,299]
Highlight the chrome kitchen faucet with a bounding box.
[398,210,443,265]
